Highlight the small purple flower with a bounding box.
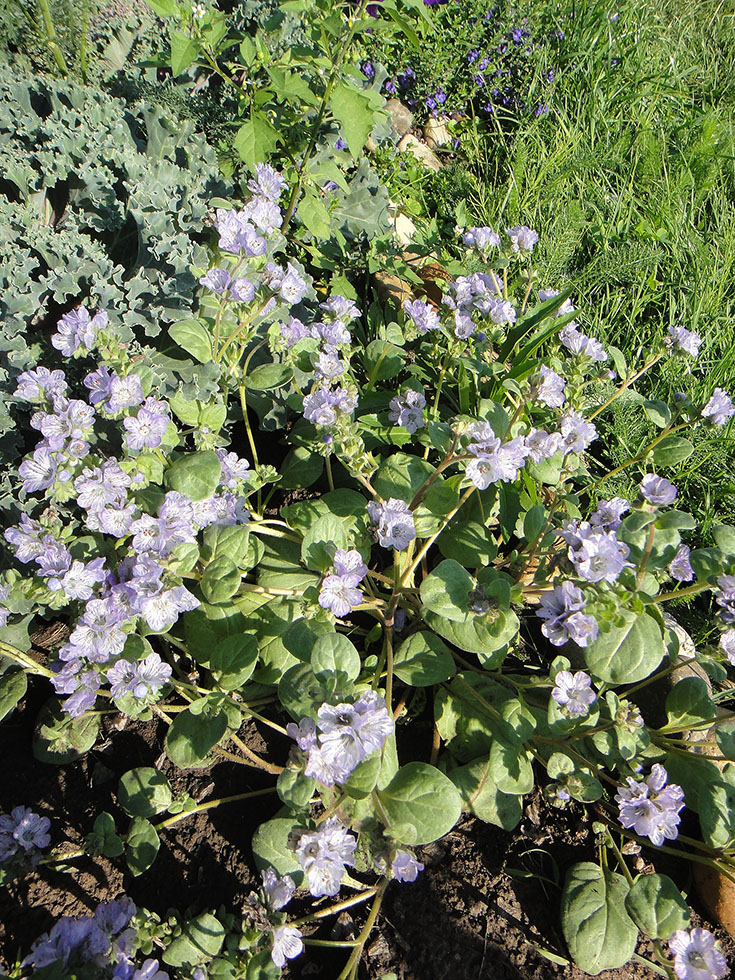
[719,630,735,665]
[0,806,51,863]
[318,574,363,618]
[230,277,255,303]
[559,323,607,361]
[84,365,115,406]
[666,325,702,357]
[559,411,597,454]
[702,388,735,425]
[403,298,441,333]
[131,961,169,980]
[566,524,630,584]
[388,389,426,433]
[123,398,170,451]
[716,575,735,623]
[14,366,67,403]
[590,497,629,530]
[615,764,684,846]
[51,307,108,357]
[294,817,357,897]
[506,225,538,253]
[367,498,416,550]
[199,268,232,294]
[214,208,266,256]
[551,670,596,716]
[19,445,57,493]
[640,473,677,506]
[279,263,309,305]
[461,226,501,250]
[107,374,144,413]
[271,925,303,969]
[261,868,295,910]
[392,850,424,882]
[669,544,694,582]
[333,549,368,580]
[536,365,566,408]
[537,582,599,647]
[525,428,561,463]
[668,928,728,980]
[247,163,288,202]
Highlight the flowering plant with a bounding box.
[2,164,735,978]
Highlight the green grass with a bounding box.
[455,0,735,522]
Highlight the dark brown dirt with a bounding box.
[1,674,734,980]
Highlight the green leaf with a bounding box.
[301,514,349,572]
[624,874,690,939]
[655,510,697,530]
[561,863,637,975]
[201,555,242,604]
[146,0,180,16]
[118,767,172,818]
[423,607,519,661]
[393,631,456,687]
[488,738,534,795]
[449,756,522,830]
[165,451,222,501]
[88,812,124,858]
[297,189,333,239]
[201,524,251,566]
[642,399,672,428]
[279,447,323,489]
[169,319,212,363]
[234,114,281,171]
[330,82,376,158]
[584,611,665,685]
[364,340,405,381]
[33,699,100,764]
[664,676,716,730]
[163,912,226,967]
[699,776,735,849]
[311,633,361,681]
[165,704,228,769]
[277,767,316,809]
[378,762,462,845]
[252,817,303,884]
[125,817,160,876]
[373,452,433,500]
[210,634,259,690]
[170,29,199,75]
[0,670,27,723]
[713,524,735,557]
[652,436,694,467]
[438,521,498,566]
[244,363,293,390]
[419,560,473,622]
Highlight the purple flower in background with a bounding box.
[19,445,57,493]
[525,428,561,463]
[199,268,232,294]
[715,575,735,623]
[14,366,67,403]
[397,67,415,88]
[294,817,357,897]
[107,374,144,413]
[261,868,295,910]
[551,670,597,716]
[279,263,309,305]
[590,497,629,530]
[271,926,303,969]
[230,277,255,303]
[130,961,169,980]
[666,325,702,357]
[403,298,441,333]
[5,515,45,563]
[244,195,282,233]
[34,536,72,578]
[368,498,416,550]
[640,473,677,506]
[559,323,607,361]
[333,549,368,580]
[317,690,394,778]
[361,61,375,79]
[616,764,685,846]
[303,385,357,427]
[536,365,566,408]
[506,225,538,253]
[567,524,630,584]
[318,574,363,618]
[321,295,360,324]
[667,544,694,581]
[47,559,107,601]
[335,137,347,151]
[668,928,728,980]
[0,807,51,863]
[462,226,501,250]
[84,365,115,406]
[389,390,426,433]
[537,582,599,647]
[107,653,172,700]
[52,307,108,356]
[214,208,266,256]
[538,288,575,317]
[123,398,170,451]
[392,850,424,882]
[559,411,597,454]
[702,388,735,425]
[247,163,288,202]
[719,630,735,665]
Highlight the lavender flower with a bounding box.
[318,574,363,617]
[303,385,357,427]
[615,764,685,846]
[199,268,232,294]
[247,163,288,201]
[106,653,172,700]
[716,575,735,623]
[333,549,368,580]
[719,630,735,665]
[559,323,607,361]
[525,428,561,463]
[506,225,538,253]
[130,962,169,980]
[462,226,501,250]
[535,365,566,408]
[669,544,694,582]
[271,926,303,969]
[537,582,599,647]
[538,288,575,317]
[0,807,51,863]
[668,928,728,980]
[84,365,115,406]
[261,868,295,910]
[231,277,255,303]
[367,498,416,550]
[551,670,597,716]
[214,208,266,256]
[392,850,424,882]
[317,691,394,777]
[46,558,107,601]
[403,298,441,333]
[19,445,57,493]
[559,411,597,454]
[666,325,702,357]
[123,398,170,451]
[294,817,357,897]
[565,523,630,584]
[702,388,735,425]
[14,367,67,402]
[465,426,529,489]
[640,473,677,506]
[51,307,108,357]
[590,497,629,530]
[388,390,426,433]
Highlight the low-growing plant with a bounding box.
[3,165,735,979]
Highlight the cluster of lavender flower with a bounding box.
[254,869,304,969]
[22,897,169,979]
[287,690,393,786]
[615,764,685,847]
[4,310,254,716]
[0,806,50,866]
[318,549,369,618]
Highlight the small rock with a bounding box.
[373,270,413,308]
[694,862,735,937]
[398,134,442,172]
[423,116,451,149]
[393,211,417,248]
[367,935,390,959]
[385,99,414,137]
